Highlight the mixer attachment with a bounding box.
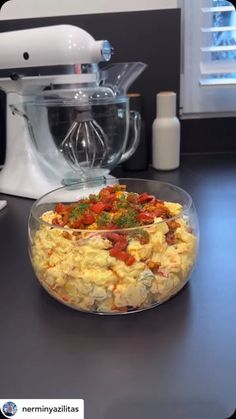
[60,108,108,173]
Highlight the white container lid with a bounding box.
[156,91,177,118]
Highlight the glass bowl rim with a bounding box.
[23,95,129,107]
[29,178,193,233]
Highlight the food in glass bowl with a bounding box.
[28,178,199,314]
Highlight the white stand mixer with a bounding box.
[0,24,113,199]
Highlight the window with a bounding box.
[181,0,236,117]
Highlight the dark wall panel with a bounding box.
[181,117,236,154]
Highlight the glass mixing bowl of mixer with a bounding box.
[11,86,141,184]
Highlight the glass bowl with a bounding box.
[11,91,140,184]
[28,178,199,314]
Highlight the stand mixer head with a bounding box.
[0,24,146,198]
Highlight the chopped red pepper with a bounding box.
[55,202,68,214]
[106,233,125,243]
[126,255,136,266]
[127,193,138,204]
[106,233,135,265]
[99,188,111,200]
[91,202,106,214]
[109,247,120,257]
[137,212,155,224]
[82,213,95,225]
[138,192,150,203]
[109,248,135,265]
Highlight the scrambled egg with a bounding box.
[31,206,197,313]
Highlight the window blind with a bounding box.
[200,0,236,86]
[181,0,236,116]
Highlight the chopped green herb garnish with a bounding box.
[114,211,139,228]
[97,212,112,226]
[69,202,90,219]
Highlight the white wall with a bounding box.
[1,0,177,20]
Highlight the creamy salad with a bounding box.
[31,184,197,313]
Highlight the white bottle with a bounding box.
[152,91,180,170]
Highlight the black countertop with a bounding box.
[0,154,235,419]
